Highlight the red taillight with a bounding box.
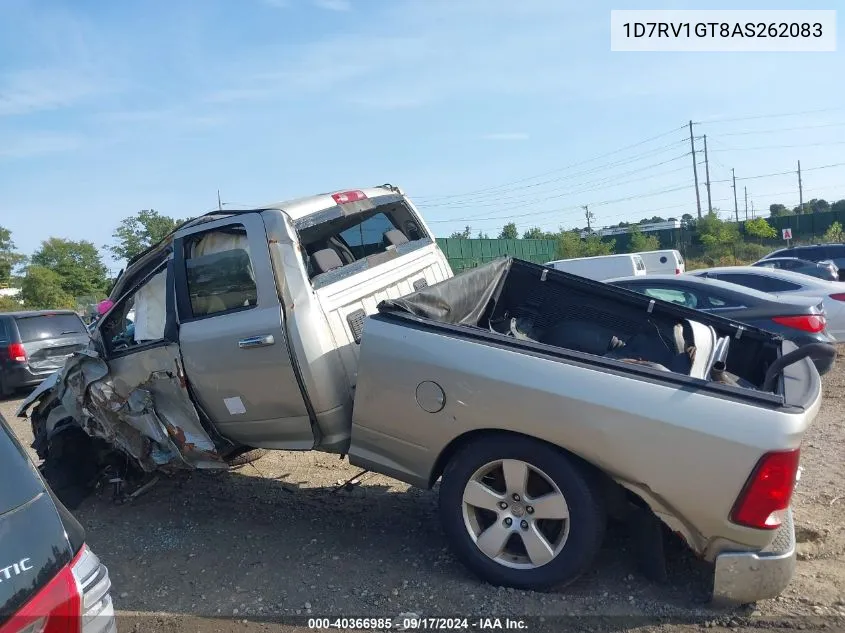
[0,562,81,633]
[771,314,826,333]
[675,268,681,275]
[730,449,800,530]
[8,342,27,362]
[829,293,845,302]
[331,190,367,205]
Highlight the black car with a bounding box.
[752,256,839,282]
[606,274,836,375]
[0,411,116,632]
[761,243,845,281]
[0,311,90,397]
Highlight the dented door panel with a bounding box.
[98,344,226,470]
[21,344,226,472]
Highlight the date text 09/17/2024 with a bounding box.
[307,617,529,630]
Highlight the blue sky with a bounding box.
[1,0,843,272]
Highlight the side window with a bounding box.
[339,213,402,259]
[718,273,800,293]
[182,226,257,319]
[799,246,825,261]
[641,287,696,308]
[699,291,742,309]
[100,269,167,356]
[0,319,8,342]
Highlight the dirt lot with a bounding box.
[2,355,845,633]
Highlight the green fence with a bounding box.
[436,238,558,273]
[765,208,845,242]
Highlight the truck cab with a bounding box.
[24,185,451,474]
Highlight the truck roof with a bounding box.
[121,184,405,272]
[241,184,403,221]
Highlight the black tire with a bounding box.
[225,447,268,467]
[438,434,606,591]
[40,458,92,511]
[39,430,99,510]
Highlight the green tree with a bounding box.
[831,200,845,214]
[19,266,75,310]
[108,209,183,262]
[0,295,22,312]
[583,234,615,256]
[809,199,830,214]
[769,204,791,218]
[475,231,490,239]
[823,221,845,243]
[0,226,26,287]
[697,211,740,258]
[448,226,472,239]
[498,222,519,239]
[554,231,584,259]
[745,217,777,242]
[30,238,109,298]
[628,226,660,252]
[522,227,547,239]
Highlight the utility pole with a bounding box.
[797,160,804,214]
[703,134,713,215]
[744,186,748,221]
[689,121,702,219]
[732,169,740,223]
[583,205,593,232]
[217,189,222,211]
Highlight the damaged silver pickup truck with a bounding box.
[18,184,834,605]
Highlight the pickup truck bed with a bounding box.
[348,257,825,603]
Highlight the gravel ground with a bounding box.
[2,352,844,633]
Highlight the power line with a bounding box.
[416,140,688,205]
[435,179,845,233]
[694,106,845,125]
[714,121,845,137]
[427,181,693,224]
[429,161,845,226]
[419,141,689,207]
[715,162,845,183]
[418,154,691,211]
[414,125,688,202]
[710,140,845,152]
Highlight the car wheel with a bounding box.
[438,434,606,591]
[225,447,268,467]
[39,430,99,510]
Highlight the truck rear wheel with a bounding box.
[438,434,606,591]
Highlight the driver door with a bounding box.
[172,213,314,450]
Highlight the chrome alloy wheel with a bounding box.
[461,459,570,569]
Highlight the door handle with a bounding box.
[238,334,275,349]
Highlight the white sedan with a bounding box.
[688,265,845,340]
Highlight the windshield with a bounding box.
[15,314,87,342]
